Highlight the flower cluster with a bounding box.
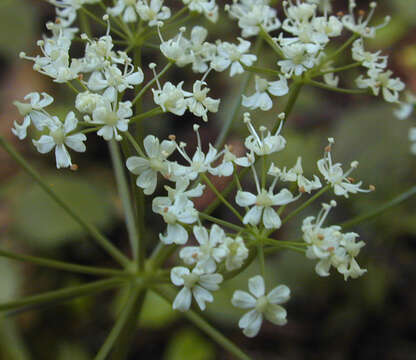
[10,0,407,343]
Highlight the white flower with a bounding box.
[186,80,220,121]
[152,81,191,115]
[87,63,144,94]
[409,127,416,155]
[183,0,218,23]
[136,0,171,26]
[219,236,249,271]
[272,157,322,193]
[164,177,205,202]
[352,38,387,70]
[278,42,319,77]
[152,194,198,244]
[211,39,257,77]
[88,97,132,141]
[302,201,367,280]
[171,266,223,311]
[159,28,192,66]
[12,92,54,139]
[242,76,289,111]
[356,69,405,103]
[342,1,390,38]
[126,134,176,195]
[317,138,373,198]
[32,111,86,169]
[394,92,416,120]
[108,0,140,23]
[236,186,297,229]
[175,125,233,180]
[75,91,105,114]
[179,225,228,272]
[232,275,290,337]
[243,113,286,156]
[186,26,217,73]
[226,0,281,38]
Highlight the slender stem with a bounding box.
[313,62,361,77]
[66,81,79,94]
[257,244,266,278]
[109,140,141,263]
[265,245,306,255]
[204,167,250,215]
[0,278,125,312]
[79,9,92,38]
[273,81,303,132]
[129,107,163,124]
[0,136,131,268]
[215,38,263,149]
[281,185,330,226]
[80,7,127,40]
[110,288,147,359]
[0,248,128,277]
[199,213,246,233]
[132,62,173,106]
[152,287,253,360]
[307,80,368,95]
[323,34,358,65]
[341,185,416,230]
[223,248,257,281]
[94,286,142,360]
[201,174,243,222]
[243,65,281,77]
[259,26,283,57]
[123,131,145,157]
[147,244,178,270]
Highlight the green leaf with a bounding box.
[164,328,216,360]
[11,174,115,248]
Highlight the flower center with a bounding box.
[255,296,269,313]
[183,273,199,288]
[51,127,65,145]
[256,77,269,93]
[256,190,274,207]
[104,111,119,126]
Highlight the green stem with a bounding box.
[129,107,163,124]
[66,81,79,94]
[201,174,243,222]
[215,38,263,149]
[243,65,281,77]
[259,26,283,57]
[0,136,131,268]
[223,248,257,281]
[257,244,266,278]
[80,7,127,40]
[204,167,250,215]
[152,287,252,360]
[109,140,141,263]
[281,185,330,226]
[323,34,358,65]
[0,248,128,277]
[0,278,125,312]
[110,288,147,360]
[94,286,142,360]
[147,244,178,270]
[199,213,246,233]
[264,245,306,255]
[273,81,303,132]
[307,80,368,95]
[132,62,173,106]
[341,185,416,230]
[313,62,361,76]
[123,131,145,157]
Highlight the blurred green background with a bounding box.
[0,0,415,359]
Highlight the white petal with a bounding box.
[248,275,265,298]
[193,225,209,245]
[262,207,281,229]
[170,266,189,286]
[267,285,290,304]
[235,191,256,207]
[126,156,149,174]
[264,304,287,326]
[55,144,71,169]
[172,287,192,312]
[192,285,213,311]
[231,290,256,309]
